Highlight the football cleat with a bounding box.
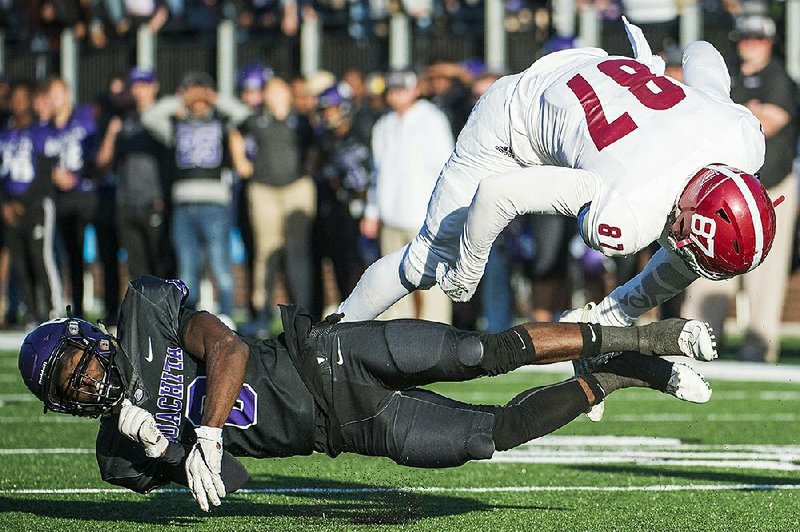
[665,363,713,403]
[677,320,717,362]
[636,318,718,361]
[595,352,712,404]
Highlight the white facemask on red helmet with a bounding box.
[668,164,779,280]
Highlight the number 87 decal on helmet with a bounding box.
[668,164,783,281]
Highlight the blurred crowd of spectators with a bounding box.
[0,0,541,52]
[0,56,529,336]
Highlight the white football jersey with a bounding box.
[508,47,765,256]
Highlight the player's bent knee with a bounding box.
[464,432,495,462]
[401,237,441,290]
[392,395,496,468]
[385,322,484,375]
[456,336,485,367]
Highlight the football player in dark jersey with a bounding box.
[18,276,716,511]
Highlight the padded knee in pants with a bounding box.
[389,391,496,468]
[384,321,484,375]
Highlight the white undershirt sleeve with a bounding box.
[681,41,732,102]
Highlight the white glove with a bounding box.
[185,426,225,512]
[118,399,169,458]
[436,262,476,303]
[560,303,606,422]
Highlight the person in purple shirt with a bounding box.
[0,82,60,324]
[43,76,99,318]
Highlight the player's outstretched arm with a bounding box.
[180,312,250,511]
[590,245,699,327]
[437,166,598,302]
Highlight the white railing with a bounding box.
[42,9,800,85]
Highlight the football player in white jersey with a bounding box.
[338,19,779,391]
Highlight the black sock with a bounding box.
[491,375,606,451]
[478,325,536,376]
[597,320,687,356]
[591,352,672,393]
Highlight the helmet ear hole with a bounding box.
[732,240,740,254]
[717,209,730,223]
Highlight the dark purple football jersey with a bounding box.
[0,123,51,197]
[43,104,98,193]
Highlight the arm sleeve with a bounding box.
[592,245,699,326]
[682,41,732,102]
[141,96,181,146]
[451,165,599,291]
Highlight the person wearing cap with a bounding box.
[234,64,272,326]
[238,64,272,111]
[96,68,170,281]
[231,76,315,334]
[682,14,799,362]
[361,70,453,323]
[141,72,251,320]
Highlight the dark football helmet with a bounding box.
[318,83,354,130]
[18,317,124,417]
[668,164,779,280]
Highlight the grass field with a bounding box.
[1,346,799,531]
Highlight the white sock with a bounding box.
[338,247,412,322]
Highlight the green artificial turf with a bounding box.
[1,348,798,531]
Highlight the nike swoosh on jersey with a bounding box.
[336,337,344,365]
[145,338,154,363]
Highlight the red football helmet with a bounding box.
[668,164,779,280]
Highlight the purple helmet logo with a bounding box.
[19,317,124,417]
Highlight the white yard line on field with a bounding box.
[489,436,800,470]
[1,484,800,496]
[0,416,93,423]
[0,448,94,455]
[518,359,800,383]
[449,390,800,402]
